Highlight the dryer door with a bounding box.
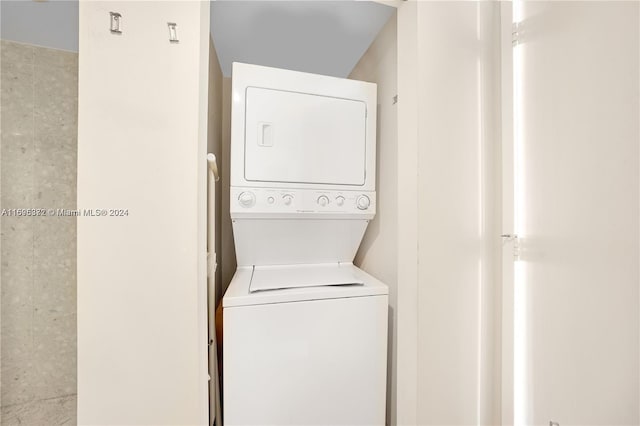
[244,87,367,186]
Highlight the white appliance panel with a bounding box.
[232,219,369,266]
[245,87,367,186]
[230,63,376,191]
[230,187,376,218]
[223,294,388,426]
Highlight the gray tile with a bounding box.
[1,393,76,426]
[33,40,78,213]
[33,223,76,314]
[33,45,77,73]
[1,216,34,284]
[1,43,37,403]
[1,132,35,208]
[33,147,77,209]
[1,361,36,406]
[32,243,76,316]
[31,223,77,401]
[30,43,78,403]
[1,41,77,419]
[34,45,78,134]
[1,314,33,372]
[30,341,76,400]
[1,40,34,66]
[1,41,35,136]
[1,43,36,209]
[1,216,34,369]
[32,309,76,354]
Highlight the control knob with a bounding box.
[356,195,370,210]
[317,195,330,207]
[238,191,256,208]
[335,196,345,206]
[282,194,293,206]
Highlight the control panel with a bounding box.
[230,187,376,217]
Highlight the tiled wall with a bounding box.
[1,40,77,425]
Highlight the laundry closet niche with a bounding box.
[207,1,399,424]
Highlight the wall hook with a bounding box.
[502,234,520,260]
[168,22,179,43]
[110,12,122,34]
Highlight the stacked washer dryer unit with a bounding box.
[223,63,388,426]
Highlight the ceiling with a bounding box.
[0,0,395,78]
[210,1,395,77]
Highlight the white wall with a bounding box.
[396,4,420,425]
[394,2,639,425]
[207,34,224,426]
[509,2,639,424]
[415,2,501,424]
[208,36,224,302]
[77,2,210,424]
[350,12,398,426]
[220,76,236,293]
[396,2,502,424]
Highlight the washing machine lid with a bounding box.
[223,264,388,307]
[249,263,364,292]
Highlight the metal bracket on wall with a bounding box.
[501,233,520,259]
[168,22,179,43]
[110,12,122,34]
[512,22,522,46]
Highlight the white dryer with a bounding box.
[223,63,388,426]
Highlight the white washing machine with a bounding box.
[223,63,388,426]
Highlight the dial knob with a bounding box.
[238,191,256,208]
[335,196,345,206]
[317,195,330,207]
[267,196,275,205]
[282,194,293,206]
[356,195,370,210]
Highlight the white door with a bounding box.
[504,2,639,425]
[77,2,209,424]
[224,295,388,425]
[244,87,367,186]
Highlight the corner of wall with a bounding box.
[349,10,399,426]
[396,3,420,425]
